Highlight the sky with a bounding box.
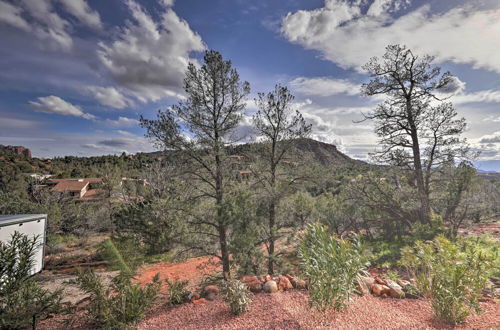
[0,0,499,171]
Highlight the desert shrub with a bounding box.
[166,279,189,305]
[298,223,368,311]
[221,279,252,315]
[400,236,492,324]
[76,269,160,329]
[0,232,63,329]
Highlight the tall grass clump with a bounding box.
[400,235,492,325]
[298,223,368,311]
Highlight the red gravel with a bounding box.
[139,291,499,330]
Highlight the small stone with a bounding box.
[205,292,216,301]
[192,298,206,304]
[263,280,278,293]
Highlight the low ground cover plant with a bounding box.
[221,279,252,315]
[166,279,190,305]
[298,223,368,311]
[400,235,492,324]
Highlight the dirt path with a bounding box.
[140,291,500,330]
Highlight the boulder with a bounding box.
[356,277,370,296]
[285,275,297,287]
[247,281,263,293]
[372,284,390,296]
[278,275,293,291]
[295,279,307,290]
[241,275,259,284]
[375,277,387,286]
[388,286,405,298]
[397,279,411,288]
[362,276,376,288]
[203,285,219,301]
[263,280,278,293]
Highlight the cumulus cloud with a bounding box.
[289,77,360,96]
[105,116,139,128]
[58,0,102,29]
[281,0,500,73]
[97,0,205,102]
[86,86,134,109]
[29,95,95,120]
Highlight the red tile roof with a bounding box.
[51,180,88,192]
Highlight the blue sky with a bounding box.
[0,0,499,170]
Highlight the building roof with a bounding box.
[0,214,47,227]
[51,180,89,192]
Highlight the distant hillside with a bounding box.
[229,138,366,168]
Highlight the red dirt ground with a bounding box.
[139,291,499,329]
[135,256,220,293]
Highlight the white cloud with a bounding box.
[105,116,139,128]
[0,0,100,51]
[29,95,95,119]
[97,0,205,102]
[282,1,500,73]
[58,0,102,29]
[451,90,500,105]
[115,130,137,137]
[289,77,360,96]
[479,131,500,144]
[86,86,134,109]
[0,2,30,31]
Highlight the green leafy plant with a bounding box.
[221,279,252,315]
[298,223,368,311]
[76,269,160,329]
[0,232,63,330]
[400,235,492,324]
[166,279,189,305]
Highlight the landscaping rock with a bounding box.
[362,276,376,288]
[285,275,297,287]
[203,285,219,300]
[356,277,370,296]
[263,280,278,293]
[248,282,262,293]
[241,275,259,284]
[397,279,411,288]
[375,277,387,286]
[278,275,293,291]
[388,286,405,298]
[372,284,390,296]
[295,279,307,290]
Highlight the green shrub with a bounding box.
[0,232,63,329]
[400,236,492,324]
[221,279,252,315]
[76,269,160,329]
[298,223,368,311]
[166,279,189,305]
